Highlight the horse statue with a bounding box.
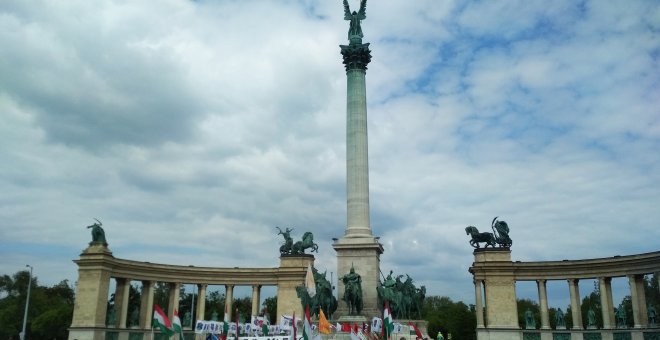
[87,218,107,246]
[291,232,319,254]
[297,268,338,318]
[341,266,363,315]
[465,226,496,248]
[277,227,294,254]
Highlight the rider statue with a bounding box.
[341,265,363,315]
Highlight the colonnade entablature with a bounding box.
[469,249,660,340]
[69,244,313,340]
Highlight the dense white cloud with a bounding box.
[1,0,658,307]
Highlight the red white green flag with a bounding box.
[302,305,313,340]
[172,309,184,338]
[383,302,394,340]
[153,304,175,337]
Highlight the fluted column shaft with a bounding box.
[197,284,207,322]
[629,274,648,328]
[251,285,261,317]
[139,281,154,329]
[114,278,131,328]
[168,282,181,319]
[599,277,614,328]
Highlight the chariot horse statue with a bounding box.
[291,231,319,254]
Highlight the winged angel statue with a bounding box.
[344,0,367,41]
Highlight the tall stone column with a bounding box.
[599,277,614,328]
[251,285,261,316]
[334,24,384,320]
[168,282,181,319]
[197,284,207,322]
[225,285,234,321]
[568,279,582,329]
[537,279,550,329]
[139,281,155,329]
[475,280,484,328]
[114,278,131,328]
[628,274,648,328]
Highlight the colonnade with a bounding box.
[110,278,265,329]
[69,244,313,340]
[469,249,660,340]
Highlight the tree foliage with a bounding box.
[422,296,476,340]
[0,271,74,340]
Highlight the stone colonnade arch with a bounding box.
[68,244,313,340]
[469,249,660,340]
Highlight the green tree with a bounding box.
[580,281,602,328]
[262,296,277,324]
[422,296,476,340]
[234,297,252,323]
[205,290,225,320]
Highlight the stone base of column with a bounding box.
[333,236,383,320]
[477,328,522,340]
[68,327,105,340]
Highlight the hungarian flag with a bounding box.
[302,305,313,340]
[261,306,270,336]
[235,309,240,340]
[318,309,331,334]
[173,309,184,338]
[408,322,423,340]
[221,321,229,340]
[292,312,296,340]
[383,302,394,340]
[153,304,175,337]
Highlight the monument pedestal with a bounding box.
[333,236,383,319]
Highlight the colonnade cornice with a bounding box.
[470,250,660,281]
[75,252,307,286]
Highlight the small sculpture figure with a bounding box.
[106,305,116,326]
[343,0,367,42]
[129,308,139,327]
[615,306,627,328]
[277,227,294,255]
[340,264,363,315]
[211,310,219,321]
[649,304,657,327]
[555,308,566,329]
[491,216,512,247]
[183,311,192,327]
[87,218,107,246]
[524,308,535,329]
[587,308,597,328]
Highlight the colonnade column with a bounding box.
[474,280,484,328]
[197,284,207,321]
[168,282,181,319]
[251,285,261,317]
[114,278,131,328]
[537,279,550,329]
[568,279,582,329]
[628,274,648,328]
[599,277,614,328]
[139,281,155,328]
[225,285,234,321]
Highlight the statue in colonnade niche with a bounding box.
[587,308,597,328]
[524,309,535,329]
[615,305,627,328]
[649,304,657,326]
[555,308,565,329]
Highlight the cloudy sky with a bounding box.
[1,0,658,309]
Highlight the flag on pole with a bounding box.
[224,303,229,322]
[292,312,297,340]
[350,324,360,340]
[318,309,331,334]
[261,305,270,336]
[302,305,313,340]
[305,264,316,298]
[221,321,229,340]
[153,304,175,337]
[383,302,394,340]
[408,322,423,340]
[173,309,184,339]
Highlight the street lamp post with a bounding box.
[20,265,32,340]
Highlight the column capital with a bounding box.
[340,42,371,72]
